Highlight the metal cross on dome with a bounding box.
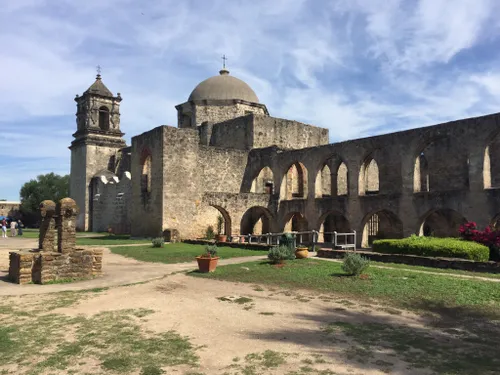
[221,55,228,69]
[96,65,102,75]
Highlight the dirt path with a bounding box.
[0,246,267,296]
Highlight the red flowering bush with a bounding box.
[459,222,500,261]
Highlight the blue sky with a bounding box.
[1,0,500,201]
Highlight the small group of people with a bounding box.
[1,218,23,238]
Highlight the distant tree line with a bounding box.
[19,173,69,227]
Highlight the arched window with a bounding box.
[251,167,274,194]
[281,162,308,199]
[315,164,332,197]
[359,157,379,195]
[337,162,348,196]
[99,106,110,131]
[414,152,429,192]
[141,155,152,194]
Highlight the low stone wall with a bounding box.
[8,247,104,285]
[183,239,272,251]
[317,249,500,274]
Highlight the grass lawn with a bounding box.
[76,235,151,246]
[371,260,500,279]
[111,243,268,264]
[190,259,500,314]
[22,229,108,239]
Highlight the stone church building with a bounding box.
[70,67,500,247]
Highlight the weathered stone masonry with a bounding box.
[70,67,500,248]
[8,198,103,285]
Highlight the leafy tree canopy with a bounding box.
[19,173,69,226]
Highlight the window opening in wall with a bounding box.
[141,155,152,194]
[363,158,379,195]
[367,213,379,244]
[264,181,273,194]
[337,162,348,196]
[98,106,110,131]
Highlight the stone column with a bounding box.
[39,200,56,251]
[57,198,79,254]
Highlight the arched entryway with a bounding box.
[419,209,466,238]
[240,206,273,235]
[361,210,403,248]
[197,205,232,238]
[317,211,351,243]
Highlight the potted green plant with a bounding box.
[295,244,309,259]
[215,215,227,242]
[196,245,219,273]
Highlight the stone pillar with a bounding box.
[39,200,56,251]
[57,198,79,254]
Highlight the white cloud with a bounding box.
[1,0,500,200]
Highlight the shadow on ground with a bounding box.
[246,300,500,375]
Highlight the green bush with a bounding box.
[205,225,215,240]
[342,252,370,276]
[372,236,489,262]
[268,245,295,264]
[151,237,165,248]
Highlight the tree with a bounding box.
[19,173,69,226]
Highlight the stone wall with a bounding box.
[0,201,20,219]
[91,172,132,234]
[9,248,103,285]
[207,114,329,151]
[8,198,104,284]
[130,127,165,237]
[176,100,267,128]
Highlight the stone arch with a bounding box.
[490,214,500,230]
[361,210,403,248]
[413,137,468,192]
[211,205,232,236]
[483,130,500,189]
[240,206,274,235]
[418,208,467,238]
[413,152,430,192]
[315,163,332,197]
[317,211,351,243]
[98,106,110,131]
[140,150,152,194]
[280,162,308,200]
[359,156,379,195]
[337,162,348,196]
[251,166,274,194]
[283,211,310,243]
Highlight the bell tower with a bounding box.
[69,70,127,231]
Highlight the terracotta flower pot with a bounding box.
[216,234,227,243]
[295,247,309,259]
[196,256,219,273]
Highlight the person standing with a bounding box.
[10,220,16,237]
[1,219,7,238]
[17,220,23,236]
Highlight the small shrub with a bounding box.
[280,233,296,252]
[373,236,489,262]
[151,237,165,248]
[216,215,224,235]
[203,244,218,258]
[268,245,295,264]
[205,225,215,240]
[342,252,370,276]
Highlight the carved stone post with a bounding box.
[57,198,79,254]
[39,200,56,251]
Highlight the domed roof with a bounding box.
[188,69,259,103]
